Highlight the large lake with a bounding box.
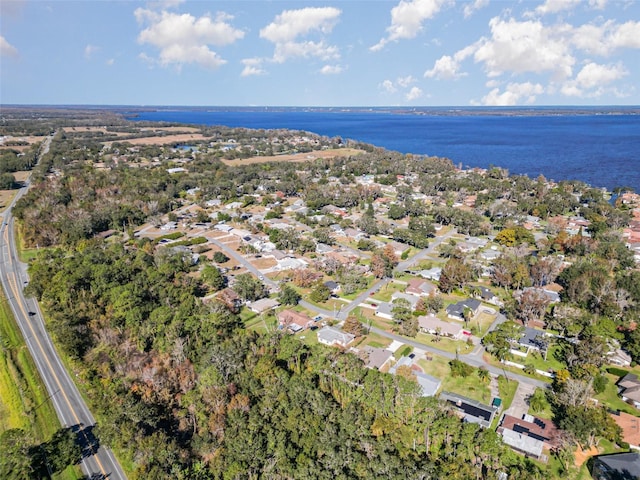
[129,107,640,192]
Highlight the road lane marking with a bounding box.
[3,228,113,478]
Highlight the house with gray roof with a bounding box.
[415,372,442,397]
[618,373,640,409]
[446,298,482,321]
[591,452,640,480]
[362,347,393,370]
[317,326,355,348]
[439,391,498,428]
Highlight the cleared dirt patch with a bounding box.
[103,133,210,147]
[0,190,16,212]
[13,171,31,183]
[252,257,278,269]
[220,148,364,166]
[0,135,47,151]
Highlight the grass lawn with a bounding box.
[497,375,518,411]
[418,354,492,404]
[595,373,640,416]
[415,332,474,355]
[0,293,82,479]
[482,352,554,384]
[297,328,319,346]
[244,312,279,334]
[352,331,392,350]
[472,311,498,336]
[527,387,554,420]
[371,281,406,302]
[15,228,40,263]
[520,344,566,374]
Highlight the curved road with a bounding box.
[211,226,548,390]
[0,136,127,480]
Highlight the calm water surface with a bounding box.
[130,109,640,192]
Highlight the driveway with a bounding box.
[504,382,537,419]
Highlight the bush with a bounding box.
[606,367,630,378]
[449,359,475,378]
[213,251,229,263]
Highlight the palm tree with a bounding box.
[477,367,490,384]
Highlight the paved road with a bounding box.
[211,217,549,391]
[366,326,548,389]
[0,136,127,480]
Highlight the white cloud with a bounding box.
[480,82,544,105]
[371,0,447,51]
[0,36,18,57]
[320,64,343,75]
[380,80,397,93]
[572,20,640,56]
[260,7,341,63]
[534,0,582,15]
[474,17,575,79]
[575,61,627,88]
[397,75,415,87]
[561,61,627,96]
[241,58,266,77]
[84,44,99,59]
[463,0,489,18]
[589,0,607,9]
[406,86,423,101]
[106,58,115,66]
[424,55,463,79]
[135,8,244,69]
[424,42,477,79]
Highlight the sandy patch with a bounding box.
[63,127,128,137]
[12,171,31,182]
[220,147,364,166]
[103,133,209,147]
[252,257,278,269]
[574,445,598,467]
[0,190,16,212]
[0,135,47,150]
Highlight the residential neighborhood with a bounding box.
[3,114,640,479]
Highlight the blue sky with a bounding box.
[1,0,639,106]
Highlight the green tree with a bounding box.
[0,172,16,189]
[201,265,226,291]
[234,273,267,301]
[213,251,229,263]
[309,282,331,303]
[279,284,301,306]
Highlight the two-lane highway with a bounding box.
[0,136,127,479]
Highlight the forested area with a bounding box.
[21,241,542,479]
[4,117,640,478]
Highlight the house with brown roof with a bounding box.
[497,414,561,459]
[362,347,394,370]
[216,288,243,313]
[406,278,437,297]
[611,410,640,450]
[418,314,466,340]
[277,309,313,333]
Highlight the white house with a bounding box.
[317,326,355,348]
